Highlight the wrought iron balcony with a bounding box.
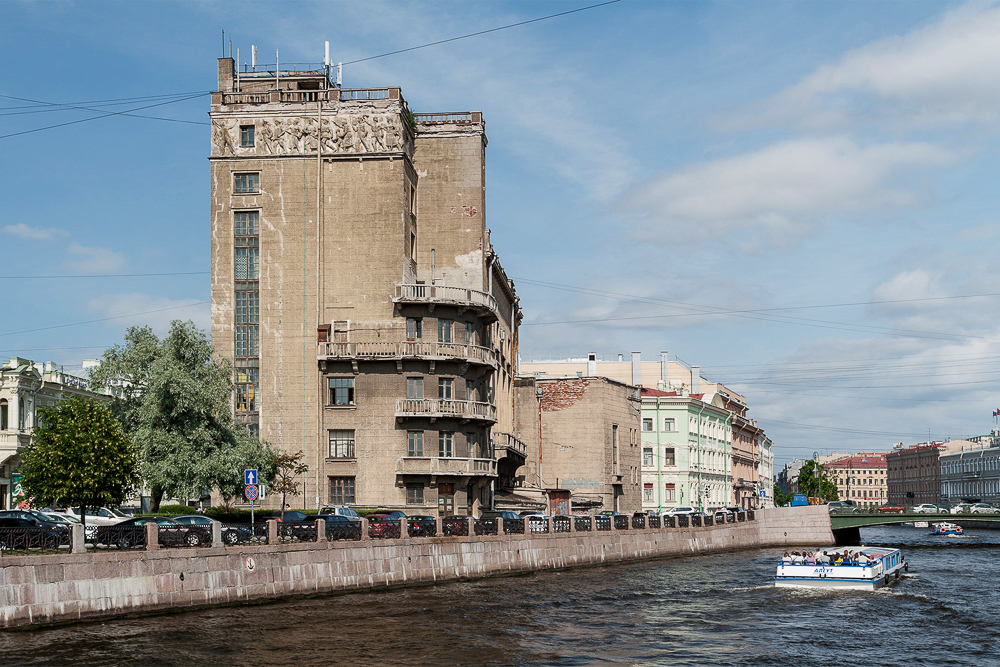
[395,456,497,477]
[394,398,497,423]
[492,431,527,461]
[318,341,497,368]
[394,284,501,323]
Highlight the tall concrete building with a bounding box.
[209,58,521,514]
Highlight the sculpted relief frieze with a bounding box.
[212,113,411,157]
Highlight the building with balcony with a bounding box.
[209,57,520,515]
[825,453,888,509]
[0,358,108,509]
[887,441,965,506]
[939,440,997,504]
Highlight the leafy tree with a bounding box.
[797,461,839,501]
[773,484,791,507]
[270,450,309,520]
[89,320,274,510]
[19,396,141,535]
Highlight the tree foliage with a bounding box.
[89,320,274,509]
[797,461,839,501]
[19,396,141,516]
[773,484,791,507]
[270,450,309,520]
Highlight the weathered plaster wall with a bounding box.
[0,507,832,629]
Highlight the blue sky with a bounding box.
[3,1,999,467]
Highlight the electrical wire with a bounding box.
[0,271,209,280]
[0,301,207,338]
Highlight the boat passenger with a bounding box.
[804,552,816,565]
[817,551,831,565]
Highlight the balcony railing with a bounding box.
[394,284,500,322]
[318,341,497,367]
[492,432,527,459]
[395,456,497,477]
[220,92,272,105]
[413,112,481,124]
[395,398,497,423]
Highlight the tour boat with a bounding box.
[774,547,907,590]
[931,522,963,536]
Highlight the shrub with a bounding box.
[158,504,197,515]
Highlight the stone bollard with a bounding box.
[497,517,504,536]
[435,517,443,538]
[465,516,473,537]
[316,518,327,542]
[145,521,159,551]
[398,517,407,539]
[361,517,370,542]
[267,519,278,544]
[569,515,576,533]
[610,515,617,532]
[70,523,86,554]
[545,516,552,535]
[211,521,223,548]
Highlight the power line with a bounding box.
[0,271,209,280]
[0,301,208,338]
[343,0,622,65]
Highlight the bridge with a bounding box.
[829,511,1000,544]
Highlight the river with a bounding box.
[3,525,998,666]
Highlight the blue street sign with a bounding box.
[245,469,258,485]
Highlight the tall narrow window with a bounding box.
[643,448,653,467]
[612,424,618,474]
[466,380,476,402]
[664,418,676,432]
[642,418,653,432]
[464,322,474,345]
[328,378,355,406]
[664,447,676,466]
[643,483,654,502]
[0,400,6,431]
[408,431,424,457]
[438,378,453,400]
[466,432,478,458]
[234,368,258,412]
[438,319,452,343]
[407,377,423,400]
[406,318,422,340]
[329,430,355,458]
[234,247,259,280]
[439,431,453,457]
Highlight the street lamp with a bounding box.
[813,451,819,502]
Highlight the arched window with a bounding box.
[0,399,7,430]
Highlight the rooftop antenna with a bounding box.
[236,48,240,90]
[221,30,225,57]
[276,49,280,89]
[324,41,330,67]
[336,62,342,87]
[252,45,257,71]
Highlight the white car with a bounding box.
[664,507,695,516]
[911,504,943,514]
[950,504,972,515]
[63,507,128,526]
[519,513,551,532]
[969,503,996,514]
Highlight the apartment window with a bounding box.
[409,233,416,261]
[235,291,259,324]
[665,483,676,502]
[328,377,355,406]
[234,172,259,194]
[466,432,479,458]
[464,322,474,345]
[406,483,424,505]
[235,368,259,412]
[329,430,355,458]
[664,448,675,466]
[438,378,453,400]
[240,125,255,148]
[406,318,422,340]
[0,400,6,431]
[664,418,676,432]
[643,483,654,502]
[466,380,476,402]
[235,325,258,356]
[439,432,454,457]
[234,211,259,236]
[235,247,259,280]
[438,319,452,343]
[408,431,424,457]
[329,477,355,505]
[642,418,653,432]
[407,377,423,400]
[247,423,259,438]
[612,424,619,474]
[643,447,653,467]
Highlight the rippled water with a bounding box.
[3,525,999,666]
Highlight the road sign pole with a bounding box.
[251,498,254,526]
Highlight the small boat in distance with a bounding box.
[913,521,929,528]
[931,522,963,536]
[774,547,907,590]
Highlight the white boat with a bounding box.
[931,522,963,536]
[913,521,929,528]
[774,547,907,590]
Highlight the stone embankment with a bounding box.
[0,506,832,629]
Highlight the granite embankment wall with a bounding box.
[0,506,832,629]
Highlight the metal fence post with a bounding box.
[70,524,86,554]
[266,519,278,544]
[316,518,327,543]
[211,521,223,548]
[145,522,159,551]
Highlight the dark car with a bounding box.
[407,514,437,537]
[598,510,622,516]
[366,514,403,539]
[479,510,520,521]
[370,510,407,520]
[0,511,68,549]
[171,515,245,545]
[278,511,309,522]
[96,517,198,548]
[288,514,360,541]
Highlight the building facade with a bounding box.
[825,453,888,509]
[758,434,774,508]
[512,376,641,514]
[939,441,998,504]
[887,441,964,506]
[209,58,521,514]
[0,358,107,509]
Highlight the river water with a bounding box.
[3,525,999,666]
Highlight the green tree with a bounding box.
[89,320,274,510]
[270,450,309,520]
[19,396,141,535]
[797,461,839,501]
[773,484,791,507]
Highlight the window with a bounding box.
[235,211,259,236]
[0,400,6,431]
[406,483,424,505]
[328,377,355,406]
[466,431,479,458]
[664,448,675,466]
[235,368,259,412]
[235,291,259,324]
[235,247,259,280]
[643,448,653,467]
[408,431,423,457]
[464,322,474,345]
[466,380,476,402]
[240,125,255,147]
[438,378,453,400]
[612,424,618,474]
[329,477,355,505]
[664,483,676,502]
[642,418,653,432]
[406,318,422,340]
[438,319,452,343]
[234,172,259,194]
[235,325,258,356]
[643,483,654,502]
[439,431,453,457]
[329,430,355,458]
[407,377,423,400]
[664,418,676,432]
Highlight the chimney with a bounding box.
[631,351,641,387]
[587,352,596,377]
[660,351,669,386]
[691,365,700,394]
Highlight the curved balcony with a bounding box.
[394,284,500,323]
[493,431,527,463]
[318,341,497,368]
[394,398,497,424]
[395,456,497,478]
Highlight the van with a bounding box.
[790,494,808,507]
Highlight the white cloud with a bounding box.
[625,136,954,248]
[735,4,1000,129]
[2,223,66,241]
[63,243,126,274]
[87,294,209,335]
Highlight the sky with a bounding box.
[2,0,1000,469]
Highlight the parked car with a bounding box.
[950,503,973,515]
[827,501,861,514]
[664,507,696,517]
[370,509,407,520]
[519,513,550,533]
[407,514,437,537]
[366,514,402,539]
[911,504,944,514]
[0,510,71,546]
[63,507,128,527]
[171,515,247,544]
[95,517,198,548]
[319,506,361,520]
[969,503,996,514]
[597,510,622,516]
[278,511,309,522]
[479,510,520,521]
[874,503,905,513]
[714,508,734,523]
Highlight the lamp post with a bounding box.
[813,451,819,502]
